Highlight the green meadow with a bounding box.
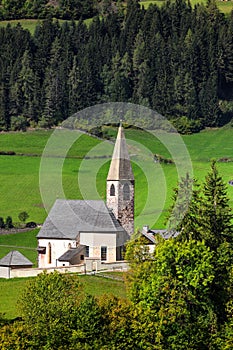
[0,17,93,34]
[140,0,233,14]
[0,127,232,228]
[0,274,126,319]
[0,126,233,319]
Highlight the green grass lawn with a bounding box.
[0,17,93,34]
[140,0,233,14]
[0,128,232,227]
[0,274,126,319]
[0,229,38,265]
[0,126,233,320]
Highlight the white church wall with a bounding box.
[38,238,76,268]
[80,232,117,262]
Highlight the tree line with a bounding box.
[0,0,103,20]
[0,0,233,133]
[1,161,233,349]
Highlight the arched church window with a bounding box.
[48,242,52,264]
[110,184,115,196]
[68,243,71,249]
[123,183,130,200]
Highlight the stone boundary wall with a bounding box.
[10,264,85,278]
[1,261,129,279]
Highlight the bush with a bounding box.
[18,211,29,223]
[172,116,203,134]
[0,217,5,229]
[25,221,37,228]
[11,115,28,132]
[5,216,14,229]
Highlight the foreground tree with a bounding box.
[19,271,83,349]
[125,162,233,348]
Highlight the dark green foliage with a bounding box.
[18,211,29,223]
[0,217,5,229]
[0,1,233,132]
[19,271,83,349]
[5,216,13,229]
[124,163,233,349]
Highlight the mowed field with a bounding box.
[140,0,233,14]
[0,126,233,319]
[0,127,233,228]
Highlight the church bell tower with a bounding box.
[106,123,134,235]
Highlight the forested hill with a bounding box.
[0,0,99,20]
[0,0,233,133]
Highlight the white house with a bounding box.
[37,123,135,268]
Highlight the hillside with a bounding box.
[0,0,233,134]
[0,127,232,228]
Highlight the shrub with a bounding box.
[0,217,5,229]
[5,216,13,229]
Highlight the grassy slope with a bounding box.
[0,18,93,34]
[140,0,233,14]
[0,229,38,264]
[0,128,232,226]
[0,127,233,319]
[0,274,126,319]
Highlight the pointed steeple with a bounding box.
[106,122,135,235]
[107,122,134,181]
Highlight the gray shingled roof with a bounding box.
[107,124,134,181]
[0,250,33,267]
[37,199,125,239]
[142,229,179,243]
[58,245,85,262]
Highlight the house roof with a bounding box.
[142,228,179,243]
[37,199,125,240]
[0,250,33,267]
[107,123,134,181]
[58,245,85,262]
[150,229,179,239]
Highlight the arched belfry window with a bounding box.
[110,184,115,196]
[123,183,130,200]
[48,242,52,264]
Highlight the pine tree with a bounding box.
[200,160,233,250]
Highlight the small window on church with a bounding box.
[101,246,107,261]
[48,242,52,264]
[123,183,130,200]
[86,246,89,257]
[110,184,115,196]
[68,243,71,249]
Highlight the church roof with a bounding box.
[58,245,85,262]
[37,199,125,240]
[0,250,33,267]
[107,124,134,181]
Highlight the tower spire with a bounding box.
[107,123,134,181]
[106,123,134,235]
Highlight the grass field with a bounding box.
[0,17,93,34]
[0,274,126,319]
[0,229,38,264]
[0,126,233,320]
[0,127,232,228]
[140,0,233,14]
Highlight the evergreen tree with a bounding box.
[200,160,233,249]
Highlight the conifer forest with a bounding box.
[0,0,233,133]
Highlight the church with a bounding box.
[37,123,135,268]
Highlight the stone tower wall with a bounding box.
[107,180,134,235]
